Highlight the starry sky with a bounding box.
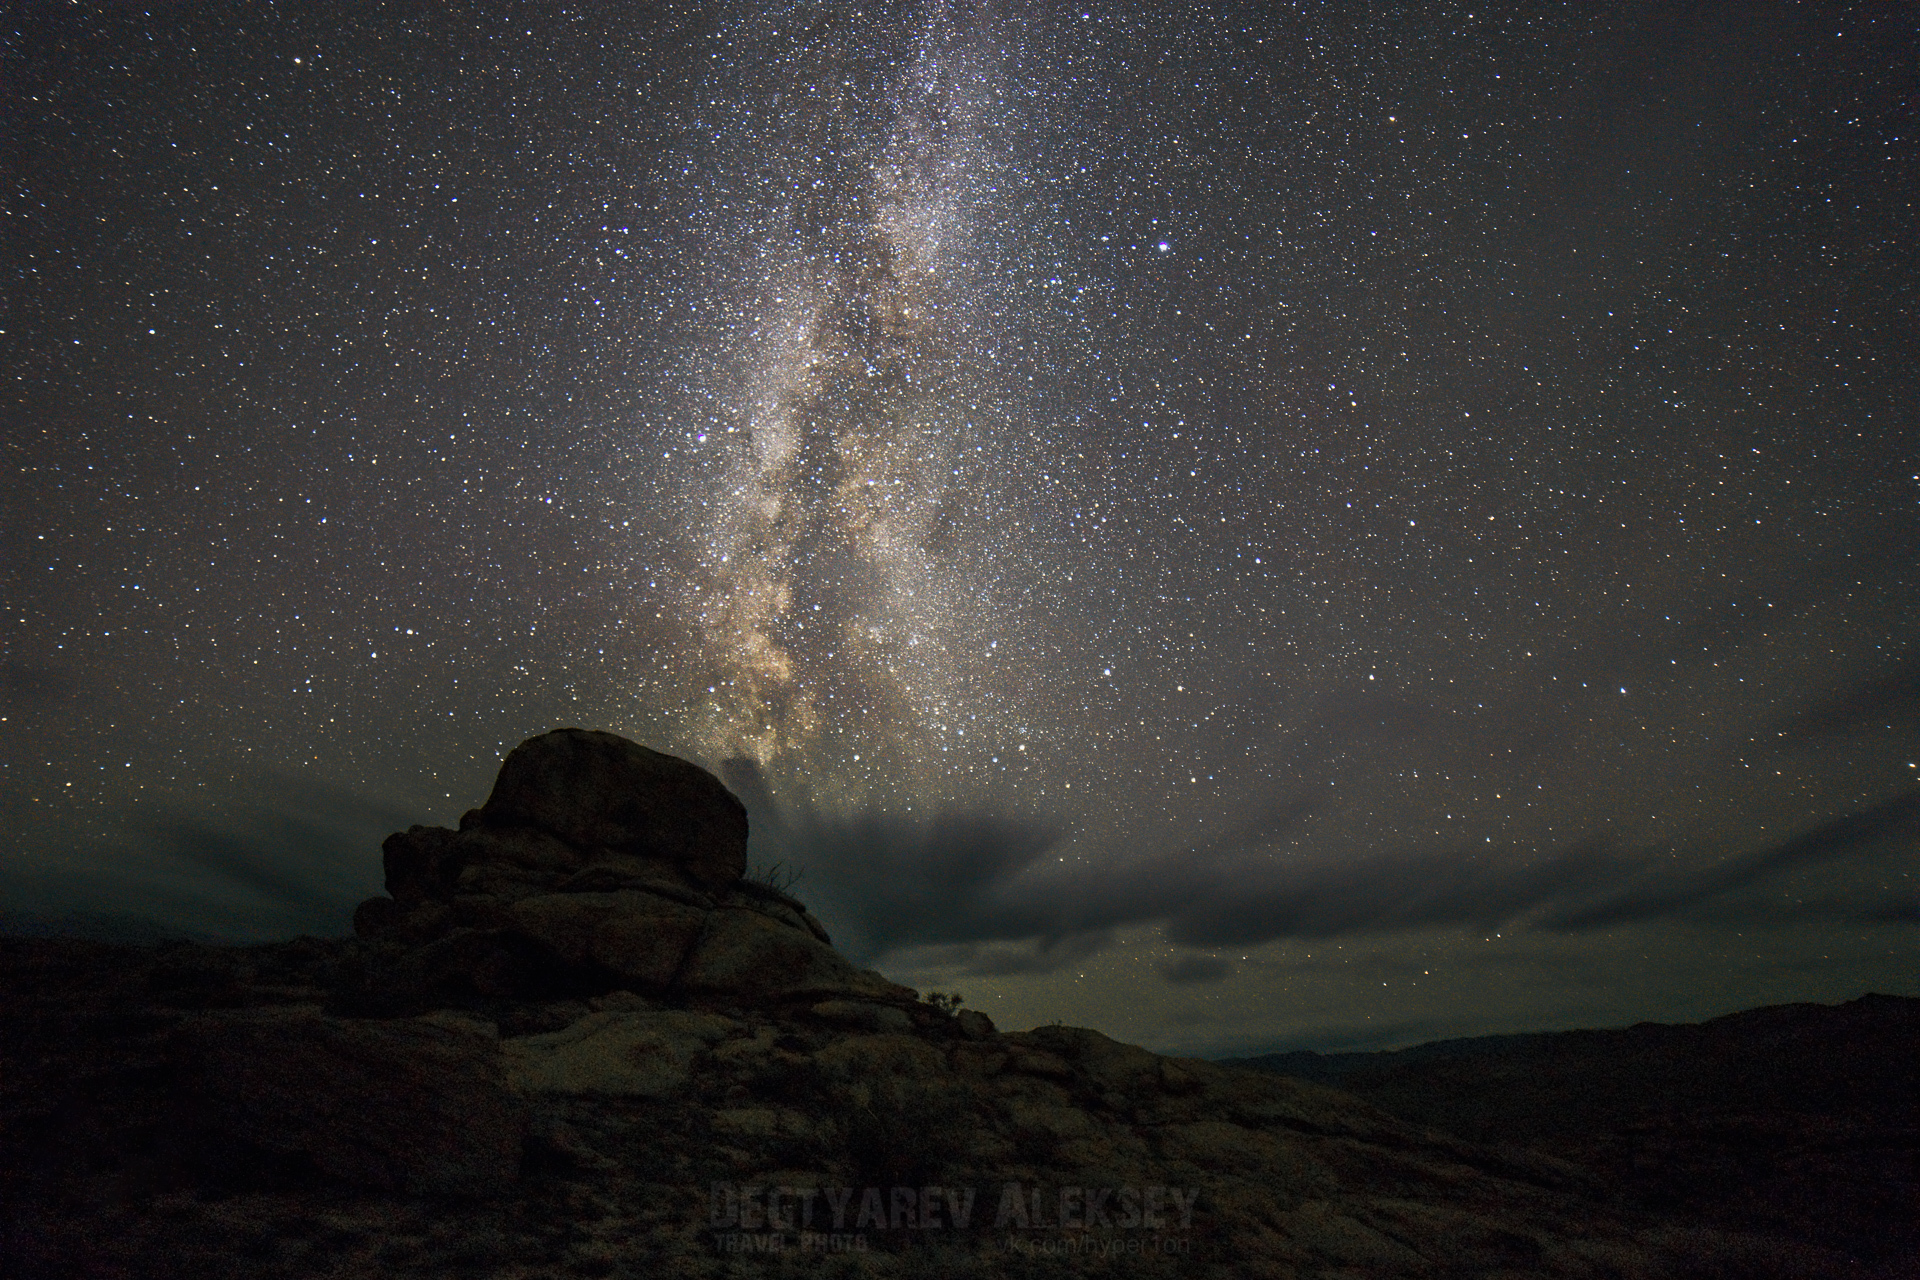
[7,1,1917,1056]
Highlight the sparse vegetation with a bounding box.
[924,990,963,1014]
[742,858,804,895]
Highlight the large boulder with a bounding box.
[480,728,747,891]
[350,729,912,1011]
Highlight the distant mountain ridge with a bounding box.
[1220,1030,1541,1084]
[1220,993,1917,1120]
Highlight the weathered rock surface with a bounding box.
[501,1008,737,1098]
[506,890,710,986]
[676,904,912,1003]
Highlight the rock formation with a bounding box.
[1,729,1909,1279]
[347,727,912,1012]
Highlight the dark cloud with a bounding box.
[4,775,412,941]
[1163,790,1918,945]
[1160,954,1233,985]
[1860,899,1920,924]
[734,759,1322,967]
[912,932,1116,978]
[1158,842,1625,947]
[1777,653,1920,740]
[745,758,1918,962]
[0,907,221,946]
[1543,788,1920,930]
[729,757,1068,962]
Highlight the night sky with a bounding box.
[8,1,1916,1056]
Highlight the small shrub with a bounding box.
[743,859,804,895]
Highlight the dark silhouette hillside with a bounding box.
[1225,994,1920,1270]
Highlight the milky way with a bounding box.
[675,5,1014,781]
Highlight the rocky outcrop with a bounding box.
[479,728,748,890]
[347,729,907,1012]
[500,1007,738,1099]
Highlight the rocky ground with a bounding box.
[2,730,1910,1278]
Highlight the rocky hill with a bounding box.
[0,730,1906,1278]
